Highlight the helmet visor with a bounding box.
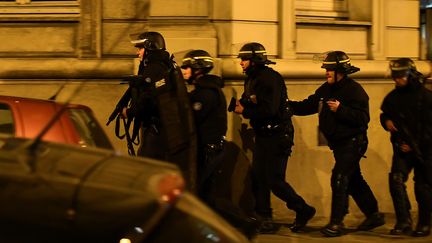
[391,70,409,79]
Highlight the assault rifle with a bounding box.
[392,118,424,164]
[227,97,253,112]
[106,75,142,126]
[227,97,237,112]
[106,88,130,126]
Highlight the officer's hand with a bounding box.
[326,100,340,112]
[120,107,128,119]
[399,143,412,152]
[385,120,398,132]
[234,99,244,114]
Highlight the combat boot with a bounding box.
[256,218,280,234]
[412,224,431,237]
[390,220,412,235]
[290,205,316,233]
[320,222,345,237]
[356,212,385,231]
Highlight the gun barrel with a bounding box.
[227,97,237,112]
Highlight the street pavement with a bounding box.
[253,214,432,243]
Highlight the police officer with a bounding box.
[233,42,316,233]
[181,50,260,238]
[114,31,197,190]
[289,51,384,237]
[380,58,432,237]
[180,49,227,200]
[121,31,170,159]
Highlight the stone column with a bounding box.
[79,0,102,58]
[278,0,296,59]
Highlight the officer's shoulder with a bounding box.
[258,66,282,78]
[193,88,219,103]
[347,78,365,88]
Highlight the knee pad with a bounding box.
[390,172,405,183]
[331,173,349,193]
[389,172,406,188]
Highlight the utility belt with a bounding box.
[204,139,225,153]
[328,133,368,156]
[255,123,285,136]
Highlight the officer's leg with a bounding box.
[197,147,225,203]
[349,168,379,216]
[251,135,272,219]
[321,142,358,237]
[388,148,413,235]
[350,167,384,231]
[262,134,315,232]
[412,154,432,237]
[413,182,432,237]
[346,140,384,231]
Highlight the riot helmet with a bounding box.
[130,31,166,50]
[389,58,417,79]
[181,49,214,73]
[321,51,359,74]
[237,42,275,65]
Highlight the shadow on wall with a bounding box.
[222,111,395,221]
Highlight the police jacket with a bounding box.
[241,65,290,131]
[190,74,227,146]
[380,78,432,153]
[289,76,369,144]
[126,50,172,127]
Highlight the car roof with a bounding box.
[0,95,91,110]
[0,95,112,149]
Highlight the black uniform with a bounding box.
[127,50,172,159]
[289,76,380,225]
[189,74,227,200]
[380,78,432,234]
[242,65,313,222]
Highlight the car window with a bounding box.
[0,103,15,136]
[67,108,113,149]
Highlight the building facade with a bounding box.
[0,0,430,218]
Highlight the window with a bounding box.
[68,108,113,150]
[0,103,15,136]
[295,0,348,19]
[0,0,74,3]
[0,0,80,21]
[421,0,432,60]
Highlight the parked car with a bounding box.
[0,136,250,243]
[0,95,113,150]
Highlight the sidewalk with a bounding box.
[254,213,431,243]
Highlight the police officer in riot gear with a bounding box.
[122,31,170,159]
[181,49,227,200]
[181,50,260,238]
[380,58,432,237]
[115,31,198,191]
[233,42,316,233]
[289,51,384,237]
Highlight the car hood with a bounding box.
[0,137,184,234]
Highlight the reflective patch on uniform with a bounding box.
[155,78,166,88]
[193,102,202,111]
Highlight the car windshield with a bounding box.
[0,103,15,136]
[67,108,113,150]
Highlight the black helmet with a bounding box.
[131,31,166,50]
[181,50,214,73]
[237,42,275,65]
[389,58,417,78]
[321,51,359,74]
